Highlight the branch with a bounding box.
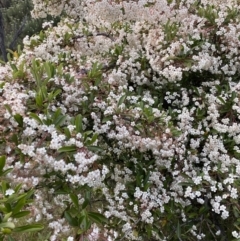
[73,32,115,42]
[8,16,28,50]
[0,9,7,62]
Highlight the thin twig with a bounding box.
[9,15,28,50]
[73,32,114,42]
[0,9,7,62]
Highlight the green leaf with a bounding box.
[44,62,52,79]
[1,168,13,176]
[118,94,127,107]
[176,221,181,239]
[4,104,12,114]
[54,190,69,195]
[29,113,43,124]
[82,199,89,210]
[84,189,91,201]
[64,127,71,139]
[218,96,226,104]
[10,134,18,145]
[35,93,43,107]
[102,116,112,123]
[17,45,22,55]
[14,184,22,194]
[13,224,44,233]
[77,228,85,235]
[0,204,8,212]
[12,197,27,215]
[57,63,63,75]
[146,224,152,238]
[3,212,12,222]
[7,236,15,241]
[75,114,83,133]
[70,193,79,209]
[7,192,31,205]
[80,215,91,230]
[58,146,77,153]
[83,131,93,140]
[53,110,66,127]
[55,116,66,127]
[1,181,7,195]
[78,215,85,226]
[52,89,62,99]
[86,133,98,145]
[87,146,103,153]
[12,211,30,219]
[0,156,6,173]
[9,64,18,72]
[52,108,61,120]
[88,212,108,225]
[7,49,15,55]
[178,181,194,186]
[13,114,23,128]
[1,168,13,177]
[31,60,42,87]
[0,222,15,229]
[64,211,78,227]
[233,206,239,218]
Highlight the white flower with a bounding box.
[230,188,238,199]
[67,237,74,241]
[232,231,240,238]
[221,210,229,219]
[5,189,15,196]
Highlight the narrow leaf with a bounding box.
[13,114,23,127]
[86,133,98,145]
[0,222,15,229]
[118,94,127,107]
[0,156,6,173]
[87,146,103,153]
[1,168,13,177]
[64,211,78,227]
[54,115,66,127]
[13,224,44,233]
[58,146,77,153]
[64,127,71,139]
[52,89,62,99]
[88,212,108,224]
[12,211,30,219]
[3,212,12,222]
[75,114,83,133]
[7,236,15,241]
[82,199,89,210]
[29,113,43,124]
[70,193,79,208]
[12,197,27,214]
[176,221,181,239]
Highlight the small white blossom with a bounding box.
[5,189,15,196]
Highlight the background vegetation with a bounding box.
[0,0,60,61]
[1,0,240,241]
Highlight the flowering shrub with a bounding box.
[1,0,240,240]
[0,156,44,240]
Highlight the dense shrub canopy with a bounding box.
[1,0,240,240]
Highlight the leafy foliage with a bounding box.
[0,156,44,240]
[1,0,240,240]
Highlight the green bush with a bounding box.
[0,156,43,240]
[1,0,240,240]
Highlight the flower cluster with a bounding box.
[1,0,240,240]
